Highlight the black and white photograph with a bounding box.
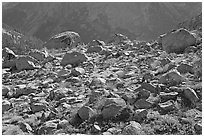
[1,1,202,135]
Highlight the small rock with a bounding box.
[77,106,96,120]
[30,102,47,113]
[137,89,151,99]
[159,70,184,86]
[182,87,199,105]
[134,99,152,109]
[89,77,106,88]
[177,63,193,74]
[57,119,69,129]
[122,121,142,135]
[2,100,12,113]
[101,98,126,119]
[133,109,148,122]
[71,67,85,76]
[60,51,88,66]
[19,122,33,132]
[160,92,178,102]
[2,86,10,96]
[2,47,17,61]
[121,92,138,105]
[29,50,47,62]
[86,45,103,53]
[194,122,202,134]
[158,100,176,114]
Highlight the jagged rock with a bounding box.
[60,51,88,66]
[134,99,152,109]
[77,106,96,120]
[43,31,81,49]
[182,87,199,105]
[101,98,126,119]
[160,28,196,53]
[2,47,17,61]
[176,63,194,74]
[159,70,184,86]
[133,109,148,122]
[158,100,176,114]
[2,100,12,113]
[122,121,142,135]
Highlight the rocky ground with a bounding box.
[2,16,202,135]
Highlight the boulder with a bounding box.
[159,70,184,86]
[43,31,81,49]
[182,87,199,105]
[134,99,152,109]
[176,63,194,74]
[60,51,88,66]
[101,98,126,119]
[77,106,96,120]
[161,28,196,53]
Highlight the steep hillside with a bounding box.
[2,2,201,43]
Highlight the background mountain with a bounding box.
[2,2,202,43]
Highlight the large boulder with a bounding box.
[60,51,88,66]
[43,31,81,49]
[160,28,196,53]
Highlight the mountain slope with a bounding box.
[2,2,202,42]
